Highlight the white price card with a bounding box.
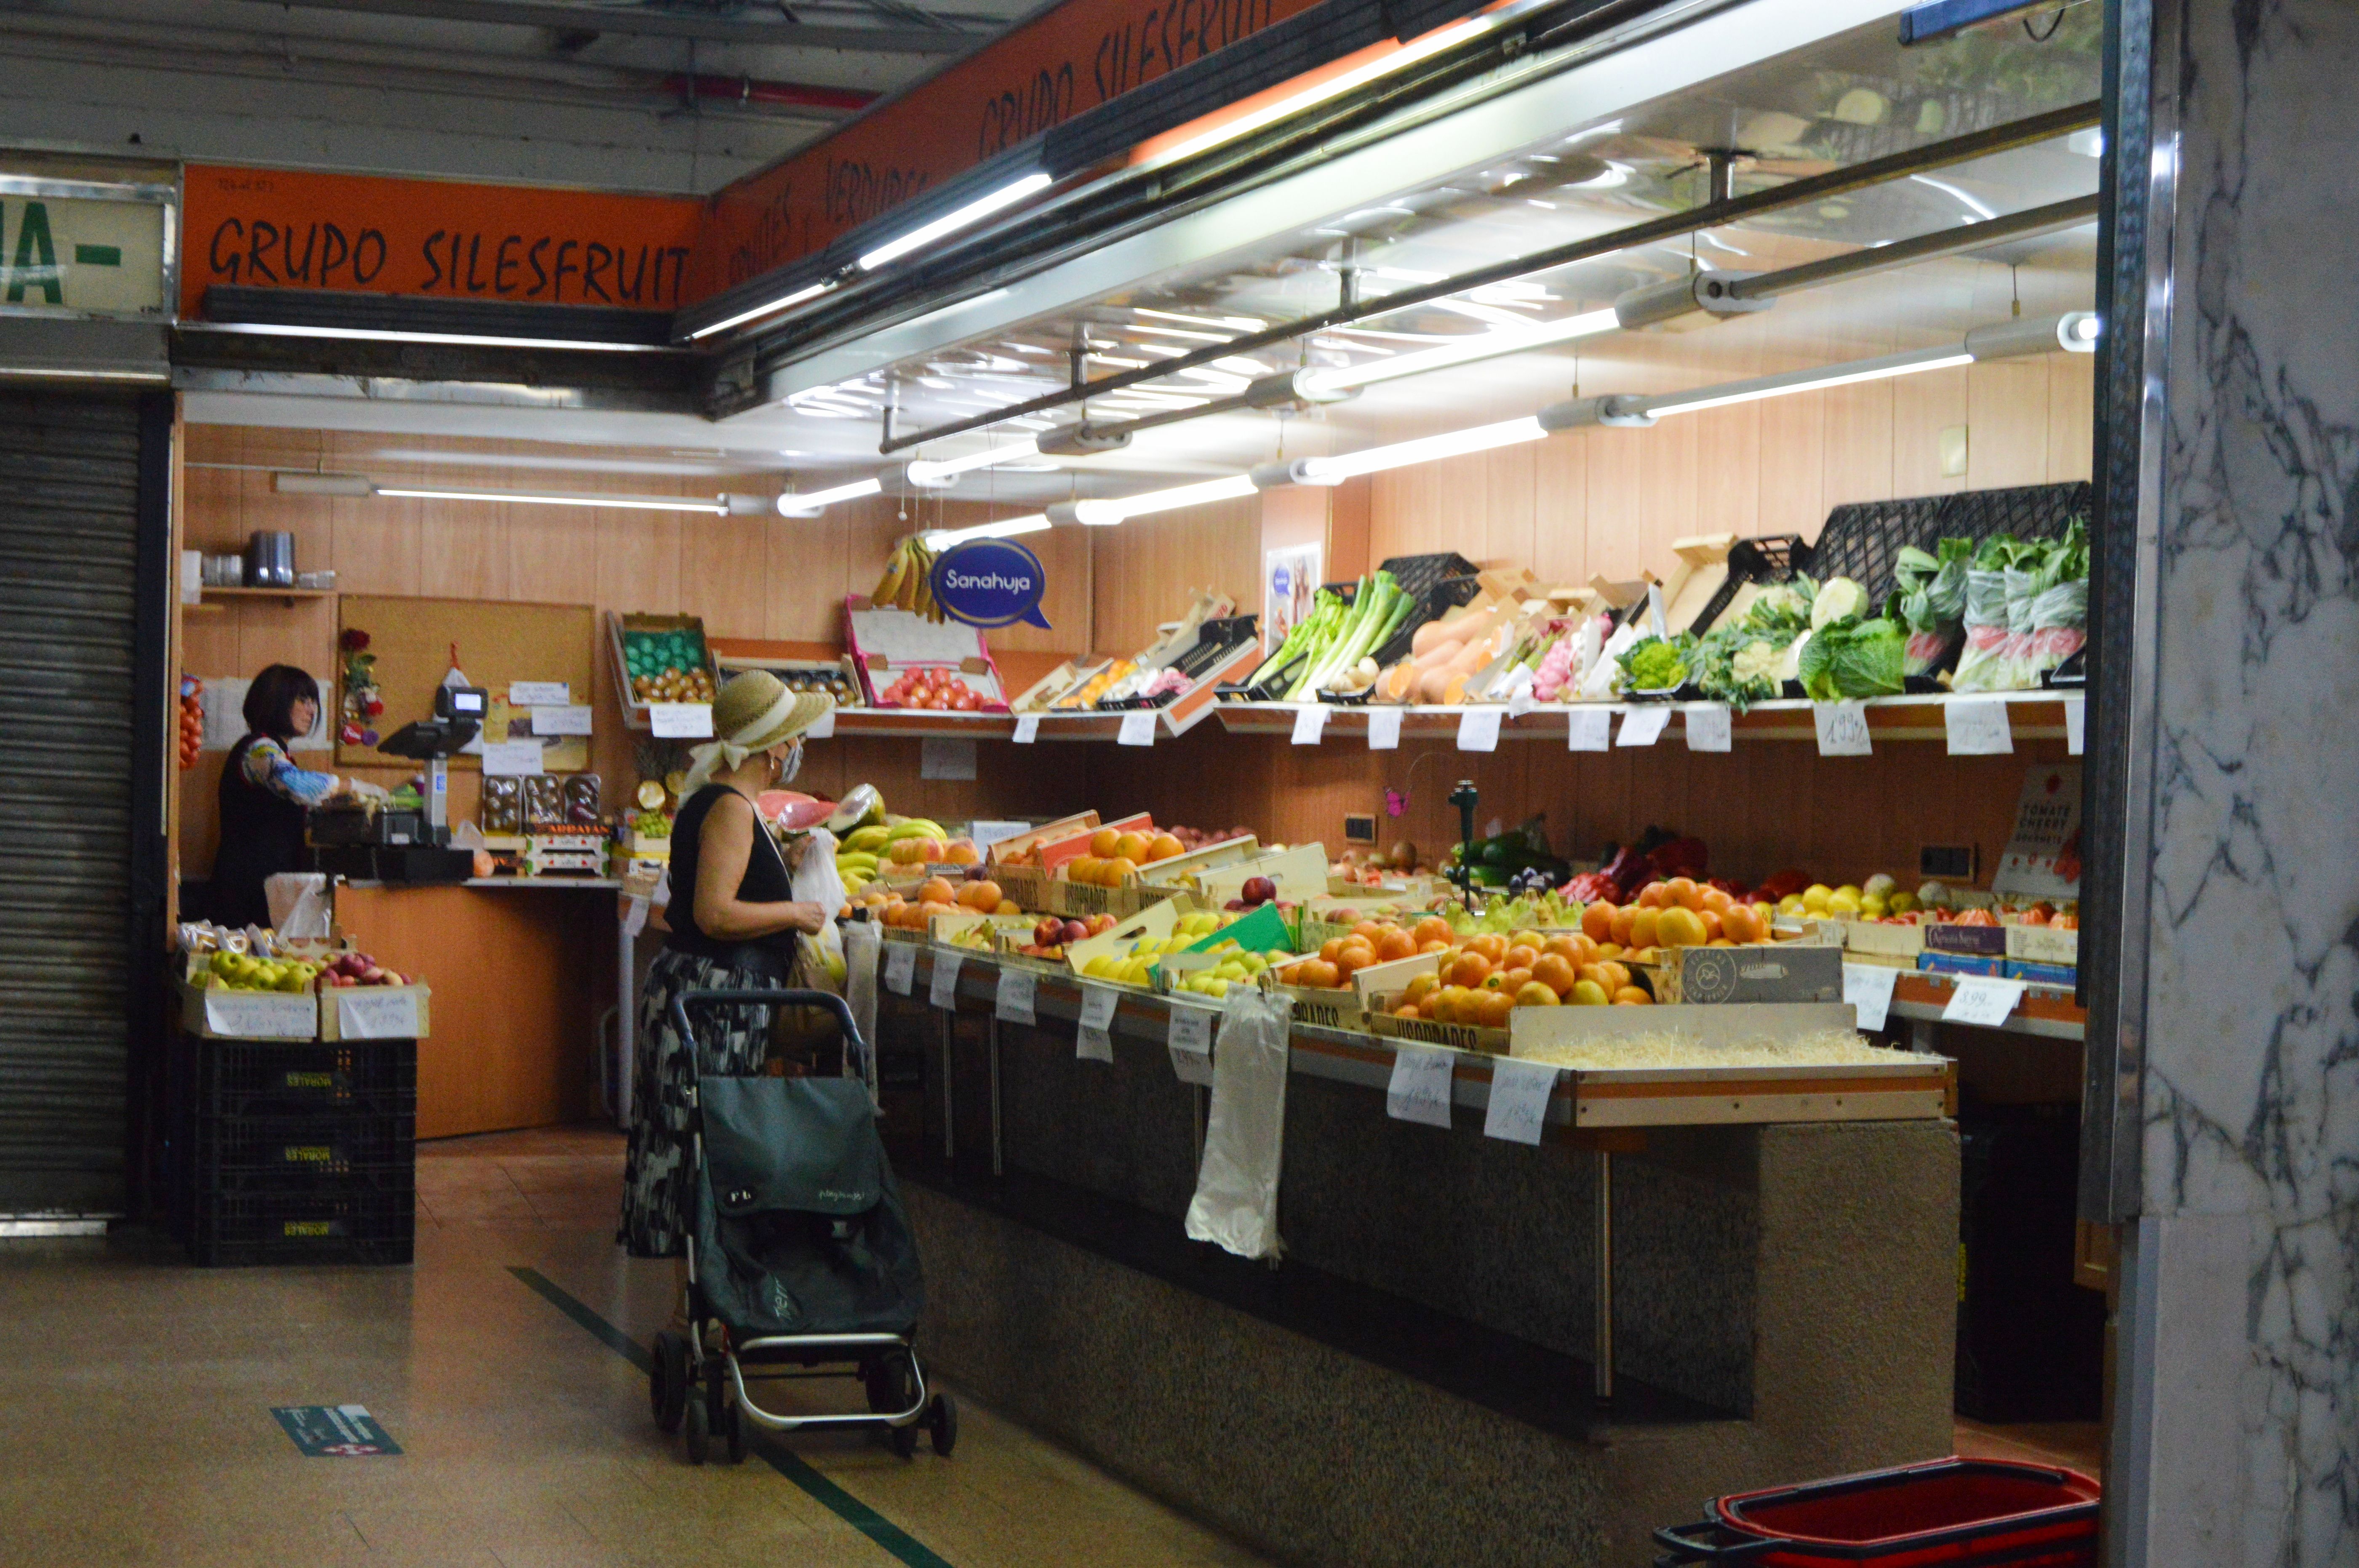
[995,966,1037,1025]
[1506,687,1538,720]
[2065,696,2086,756]
[806,705,835,739]
[1386,1046,1455,1128]
[1456,707,1502,752]
[929,949,964,1009]
[1170,1043,1215,1085]
[1567,707,1613,752]
[1813,701,1873,757]
[1843,962,1900,1032]
[1012,714,1041,744]
[1943,698,2014,755]
[1169,1003,1214,1057]
[1684,703,1732,752]
[1617,705,1670,747]
[1942,976,2027,1028]
[480,738,545,776]
[1117,710,1156,747]
[1366,707,1403,750]
[204,990,318,1040]
[510,681,570,707]
[1077,984,1119,1062]
[1482,1059,1560,1146]
[622,895,651,939]
[883,942,916,996]
[530,704,595,736]
[336,989,422,1040]
[650,702,714,739]
[1292,704,1329,745]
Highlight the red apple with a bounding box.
[1060,920,1088,945]
[1241,876,1277,906]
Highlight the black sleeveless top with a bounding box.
[212,733,310,929]
[665,784,801,979]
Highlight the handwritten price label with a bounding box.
[1842,963,1900,1032]
[1077,983,1118,1061]
[1617,706,1670,747]
[1292,705,1329,745]
[929,949,963,1009]
[1365,707,1403,750]
[1386,1046,1454,1128]
[1456,708,1502,752]
[995,966,1036,1025]
[1813,701,1873,757]
[2065,696,2086,756]
[1011,714,1040,744]
[1117,711,1156,747]
[1684,703,1732,752]
[882,942,916,995]
[1481,1059,1558,1145]
[1943,698,2014,755]
[1942,976,2026,1028]
[1566,707,1613,752]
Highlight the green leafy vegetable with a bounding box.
[1616,632,1695,693]
[1811,576,1868,629]
[1796,616,1906,701]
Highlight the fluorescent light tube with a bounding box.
[919,514,1051,547]
[776,477,886,515]
[273,472,375,497]
[1304,306,1620,394]
[858,174,1053,272]
[196,321,673,354]
[376,487,729,514]
[1293,416,1548,483]
[1067,474,1258,525]
[685,280,834,342]
[904,439,1042,487]
[1644,349,1975,418]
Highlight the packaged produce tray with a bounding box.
[1804,481,2091,605]
[843,596,1009,709]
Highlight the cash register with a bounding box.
[308,684,484,883]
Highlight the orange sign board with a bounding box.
[696,0,1321,297]
[181,165,702,318]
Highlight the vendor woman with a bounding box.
[620,669,835,1263]
[211,663,356,928]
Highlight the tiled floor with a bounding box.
[0,1124,1269,1568]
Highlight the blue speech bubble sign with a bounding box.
[930,539,1051,629]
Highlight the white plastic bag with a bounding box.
[1185,987,1292,1261]
[264,872,331,937]
[789,827,847,968]
[840,919,881,1099]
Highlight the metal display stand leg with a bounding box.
[939,1003,956,1163]
[987,1011,1003,1178]
[1595,1148,1615,1411]
[615,913,636,1131]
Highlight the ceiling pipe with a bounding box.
[664,73,880,115]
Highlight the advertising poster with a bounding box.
[1262,544,1322,660]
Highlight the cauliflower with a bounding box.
[1731,638,1783,686]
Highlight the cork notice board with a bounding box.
[336,595,597,771]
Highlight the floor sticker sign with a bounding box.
[273,1404,402,1457]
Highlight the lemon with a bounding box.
[1085,956,1118,979]
[1834,884,1862,902]
[1888,891,1918,914]
[1859,894,1888,918]
[1801,884,1833,913]
[1827,890,1863,915]
[1777,893,1807,916]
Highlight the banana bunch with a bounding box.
[873,537,943,622]
[837,850,881,892]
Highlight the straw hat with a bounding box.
[680,671,834,792]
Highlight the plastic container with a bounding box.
[187,1185,415,1267]
[1804,482,2091,606]
[192,1038,418,1117]
[1652,1457,2099,1566]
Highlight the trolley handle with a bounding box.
[671,987,871,1085]
[1649,1519,1780,1563]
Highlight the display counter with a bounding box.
[869,942,1960,1568]
[333,878,622,1138]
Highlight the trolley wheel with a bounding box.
[650,1331,690,1434]
[707,1371,743,1465]
[684,1384,711,1466]
[889,1419,920,1459]
[926,1392,958,1457]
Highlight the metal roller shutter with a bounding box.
[0,387,160,1220]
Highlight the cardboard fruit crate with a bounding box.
[1365,990,1508,1055]
[608,611,716,732]
[318,983,433,1042]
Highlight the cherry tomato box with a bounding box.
[844,597,1010,711]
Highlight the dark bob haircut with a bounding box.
[243,664,322,742]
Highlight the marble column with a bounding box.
[2111,0,2359,1562]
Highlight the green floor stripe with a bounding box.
[507,1267,955,1568]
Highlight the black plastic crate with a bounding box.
[192,1111,415,1186]
[1375,552,1478,603]
[1685,533,1809,635]
[1369,574,1484,671]
[194,1038,416,1117]
[188,1186,414,1268]
[1805,481,2091,606]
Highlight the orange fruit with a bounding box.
[1581,902,1616,942]
[1412,916,1453,947]
[1612,985,1653,1005]
[1482,972,1510,992]
[1448,951,1492,989]
[1090,828,1120,857]
[957,880,1002,910]
[1147,832,1185,862]
[1376,928,1416,963]
[1637,882,1668,909]
[1468,933,1508,965]
[1498,966,1534,995]
[1699,909,1724,942]
[945,842,980,867]
[1503,943,1542,973]
[1543,933,1582,961]
[1570,934,1601,965]
[1700,888,1734,917]
[1530,953,1577,997]
[1320,937,1347,963]
[1665,876,1701,909]
[1513,981,1559,1008]
[1106,856,1139,885]
[1351,920,1388,945]
[1432,987,1468,1024]
[1723,906,1764,944]
[1570,979,1610,1006]
[1477,991,1515,1029]
[1508,929,1544,952]
[1295,958,1341,989]
[1610,905,1638,946]
[1113,831,1149,864]
[1394,1003,1421,1018]
[1630,907,1662,949]
[917,877,956,905]
[1597,960,1632,992]
[993,896,1020,915]
[1657,907,1708,947]
[1401,972,1440,1005]
[1419,939,1452,955]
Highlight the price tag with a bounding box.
[995,966,1036,1025]
[651,702,714,739]
[883,942,916,996]
[1012,714,1040,744]
[929,949,963,1009]
[1386,1046,1455,1128]
[530,704,595,736]
[1943,698,2014,755]
[1117,710,1156,747]
[336,989,421,1040]
[480,738,545,776]
[1942,976,2027,1027]
[203,990,318,1040]
[2065,696,2086,756]
[1169,1003,1214,1057]
[1617,706,1670,747]
[1456,708,1501,752]
[806,705,836,739]
[1077,983,1118,1061]
[1683,704,1732,752]
[1482,1059,1559,1146]
[1170,1043,1215,1085]
[1366,707,1403,750]
[1843,963,1900,1032]
[1291,705,1329,745]
[1506,687,1537,720]
[622,896,650,939]
[1567,707,1613,752]
[1812,701,1873,757]
[510,681,570,707]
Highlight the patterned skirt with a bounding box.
[617,948,778,1259]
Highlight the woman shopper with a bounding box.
[619,669,835,1262]
[211,663,355,928]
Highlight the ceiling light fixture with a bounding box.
[858,173,1053,272]
[1305,304,1620,394]
[376,486,735,515]
[918,513,1052,548]
[1049,474,1258,526]
[776,477,886,516]
[904,438,1043,488]
[203,322,677,353]
[1287,416,1548,485]
[683,280,835,342]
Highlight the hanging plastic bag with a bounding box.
[264,872,331,938]
[771,828,850,1060]
[840,918,882,1099]
[1949,565,2016,692]
[1185,986,1292,1262]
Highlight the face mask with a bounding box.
[775,741,804,785]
